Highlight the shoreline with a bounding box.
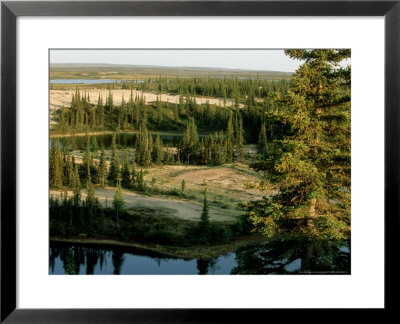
[50,234,266,259]
[49,130,214,138]
[50,130,127,138]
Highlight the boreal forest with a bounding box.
[49,49,351,275]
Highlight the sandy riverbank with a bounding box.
[50,89,242,111]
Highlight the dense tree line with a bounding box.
[178,113,245,165]
[58,88,145,131]
[50,179,227,246]
[51,51,352,248]
[50,138,150,193]
[50,179,127,236]
[126,76,290,101]
[54,80,290,145]
[50,111,250,193]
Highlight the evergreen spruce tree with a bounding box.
[217,131,226,165]
[72,164,81,205]
[152,134,164,164]
[50,140,63,189]
[98,145,107,188]
[136,122,152,166]
[199,187,210,243]
[85,176,96,234]
[236,116,245,162]
[258,122,268,155]
[147,133,153,164]
[68,154,75,187]
[182,118,198,164]
[181,179,186,195]
[82,135,92,178]
[131,159,137,188]
[225,112,235,163]
[121,153,131,189]
[112,182,125,229]
[242,49,351,241]
[128,89,134,128]
[136,169,146,191]
[97,94,105,129]
[108,134,120,185]
[107,89,114,112]
[91,137,99,155]
[71,164,81,225]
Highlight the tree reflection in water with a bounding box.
[49,239,350,275]
[112,250,125,275]
[196,258,217,275]
[50,245,121,275]
[231,239,350,274]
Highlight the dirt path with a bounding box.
[49,89,242,111]
[50,187,239,222]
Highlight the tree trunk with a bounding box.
[301,244,315,273]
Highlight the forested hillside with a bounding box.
[49,50,351,273]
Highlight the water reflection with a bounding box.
[49,239,350,275]
[196,258,218,275]
[49,242,235,275]
[231,239,350,275]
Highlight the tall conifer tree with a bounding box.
[243,49,351,241]
[108,134,120,185]
[98,145,107,188]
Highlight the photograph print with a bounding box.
[49,49,351,275]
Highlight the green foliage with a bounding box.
[72,165,81,207]
[85,177,101,234]
[181,118,198,164]
[244,49,351,241]
[108,134,120,184]
[152,134,164,164]
[49,140,63,188]
[136,169,146,192]
[180,179,186,195]
[98,145,107,187]
[121,153,131,189]
[112,182,125,228]
[258,122,267,155]
[50,53,351,252]
[136,122,152,166]
[81,135,92,178]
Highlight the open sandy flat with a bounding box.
[49,89,242,111]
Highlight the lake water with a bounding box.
[50,79,144,84]
[49,240,350,275]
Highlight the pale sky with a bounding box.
[50,49,302,72]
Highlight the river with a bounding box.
[50,79,144,84]
[49,239,350,275]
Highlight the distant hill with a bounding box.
[50,63,293,80]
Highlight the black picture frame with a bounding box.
[1,0,398,322]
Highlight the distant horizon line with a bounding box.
[50,63,294,74]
